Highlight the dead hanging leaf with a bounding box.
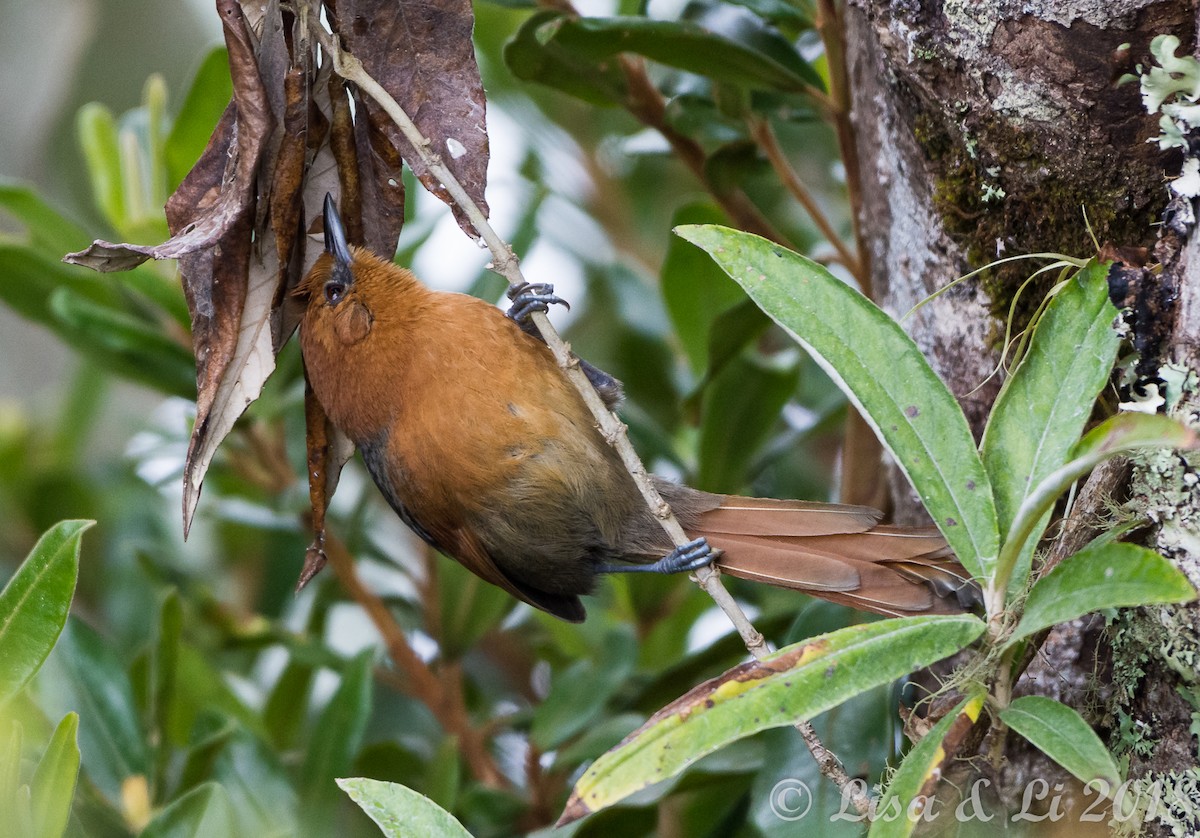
[299,377,356,591]
[331,0,489,237]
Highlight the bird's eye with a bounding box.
[324,281,346,305]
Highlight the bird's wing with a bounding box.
[444,526,587,623]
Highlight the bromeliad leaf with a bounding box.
[0,521,92,706]
[337,778,473,838]
[999,696,1121,789]
[992,412,1199,594]
[1006,543,1196,647]
[558,614,985,824]
[868,694,985,838]
[677,224,998,581]
[980,261,1120,593]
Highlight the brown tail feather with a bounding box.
[692,495,978,617]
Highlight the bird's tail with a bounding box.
[691,495,978,617]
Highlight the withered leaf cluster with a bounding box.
[64,0,491,554]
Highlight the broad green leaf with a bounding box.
[1007,543,1196,647]
[49,288,195,399]
[209,728,299,837]
[677,224,998,580]
[76,103,126,231]
[539,9,823,94]
[697,352,800,491]
[35,618,149,802]
[1000,696,1121,789]
[0,182,90,256]
[29,713,80,838]
[559,614,985,823]
[337,778,472,838]
[140,782,235,838]
[981,261,1119,592]
[868,694,985,838]
[661,203,747,375]
[165,47,232,191]
[531,630,638,751]
[0,520,92,705]
[301,651,374,832]
[503,11,628,106]
[992,413,1198,594]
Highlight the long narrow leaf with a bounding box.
[980,261,1119,593]
[1007,543,1196,647]
[677,224,998,580]
[1000,696,1120,789]
[992,413,1198,593]
[559,614,984,823]
[29,713,81,838]
[869,694,985,838]
[0,521,92,705]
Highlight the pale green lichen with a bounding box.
[1139,35,1200,195]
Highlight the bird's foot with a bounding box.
[507,282,569,325]
[600,537,718,575]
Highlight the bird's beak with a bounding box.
[323,193,353,270]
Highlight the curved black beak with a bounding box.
[323,193,353,269]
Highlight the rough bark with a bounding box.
[846,1,1200,833]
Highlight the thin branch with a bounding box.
[312,24,871,817]
[815,0,870,299]
[749,116,864,282]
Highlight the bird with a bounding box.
[298,195,976,623]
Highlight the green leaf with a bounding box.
[29,713,81,838]
[981,262,1120,592]
[540,8,823,94]
[140,782,235,838]
[337,778,473,838]
[0,245,117,328]
[0,181,91,256]
[49,288,196,399]
[868,695,984,838]
[676,224,998,581]
[0,520,92,705]
[301,651,374,831]
[36,618,150,802]
[165,48,233,191]
[1007,543,1196,647]
[1000,696,1121,789]
[661,203,748,375]
[503,11,628,106]
[76,103,126,231]
[531,630,638,751]
[697,352,800,492]
[149,591,182,795]
[559,614,985,823]
[992,413,1198,596]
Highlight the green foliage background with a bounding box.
[0,1,885,835]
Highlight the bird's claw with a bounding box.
[598,537,719,576]
[507,282,569,324]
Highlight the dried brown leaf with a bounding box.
[332,0,487,238]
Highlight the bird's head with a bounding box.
[295,193,373,346]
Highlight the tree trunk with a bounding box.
[846,1,1200,832]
